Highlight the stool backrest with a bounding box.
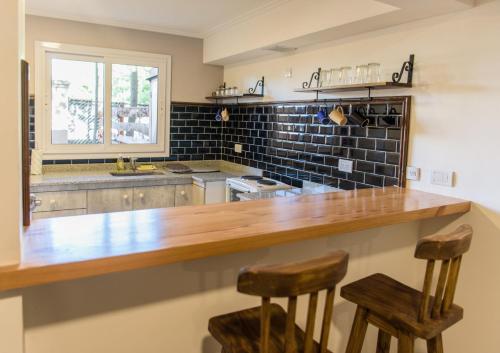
[238,250,349,353]
[414,225,473,322]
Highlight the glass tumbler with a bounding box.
[355,65,369,84]
[340,66,353,85]
[367,63,381,83]
[331,68,342,86]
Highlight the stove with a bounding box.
[226,176,292,202]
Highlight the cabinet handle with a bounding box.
[180,190,186,196]
[123,194,129,200]
[139,193,144,199]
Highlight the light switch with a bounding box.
[431,170,454,187]
[234,144,242,153]
[338,159,353,173]
[406,166,420,181]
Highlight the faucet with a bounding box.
[129,157,138,171]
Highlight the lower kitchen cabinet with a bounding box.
[87,187,134,214]
[175,184,195,207]
[133,185,176,210]
[32,209,87,220]
[31,181,217,219]
[193,181,226,205]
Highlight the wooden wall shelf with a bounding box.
[295,81,411,94]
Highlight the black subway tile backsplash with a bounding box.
[30,97,407,190]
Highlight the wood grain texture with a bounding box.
[237,250,348,297]
[0,188,470,292]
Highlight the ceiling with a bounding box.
[25,0,284,38]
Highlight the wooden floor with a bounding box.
[0,187,470,292]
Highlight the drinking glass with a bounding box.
[355,65,369,84]
[331,68,342,86]
[367,63,381,83]
[340,66,353,85]
[319,69,329,87]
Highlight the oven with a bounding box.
[225,181,250,202]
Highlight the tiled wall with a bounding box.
[29,99,223,164]
[29,97,410,190]
[221,98,409,189]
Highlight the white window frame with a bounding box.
[35,41,171,159]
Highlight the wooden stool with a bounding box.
[208,251,349,353]
[341,225,473,353]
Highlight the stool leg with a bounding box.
[397,333,414,353]
[345,306,369,353]
[376,329,391,353]
[427,334,444,353]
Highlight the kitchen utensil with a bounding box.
[221,107,230,121]
[215,109,222,121]
[348,107,370,127]
[317,109,330,124]
[329,105,348,125]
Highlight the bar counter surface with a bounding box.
[0,187,470,292]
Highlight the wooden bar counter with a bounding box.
[0,188,470,292]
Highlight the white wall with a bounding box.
[18,2,500,353]
[25,15,223,102]
[23,223,424,353]
[223,1,500,352]
[0,0,25,352]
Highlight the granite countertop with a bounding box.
[31,169,240,193]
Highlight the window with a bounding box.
[35,42,171,158]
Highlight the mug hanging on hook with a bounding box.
[348,106,369,127]
[215,108,222,121]
[329,104,347,126]
[221,107,230,122]
[316,107,329,125]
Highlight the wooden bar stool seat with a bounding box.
[209,250,349,353]
[340,225,473,353]
[341,273,463,340]
[209,304,328,353]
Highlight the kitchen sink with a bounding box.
[109,170,164,177]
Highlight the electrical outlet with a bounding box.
[338,159,353,173]
[234,144,242,153]
[431,170,454,187]
[406,166,420,181]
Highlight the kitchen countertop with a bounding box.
[31,169,240,192]
[0,187,470,291]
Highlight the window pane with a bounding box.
[111,64,159,144]
[51,58,104,144]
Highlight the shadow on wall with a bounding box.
[22,222,434,353]
[417,204,500,353]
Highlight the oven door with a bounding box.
[226,183,250,202]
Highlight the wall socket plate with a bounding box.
[431,170,454,187]
[234,144,242,153]
[406,166,420,181]
[338,159,353,173]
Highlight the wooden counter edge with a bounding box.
[0,198,471,292]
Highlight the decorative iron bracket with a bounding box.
[248,76,265,95]
[302,68,321,89]
[392,54,414,84]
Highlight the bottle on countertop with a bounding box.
[116,155,125,171]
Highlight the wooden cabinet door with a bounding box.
[32,191,87,213]
[87,188,134,214]
[175,184,196,207]
[133,186,175,210]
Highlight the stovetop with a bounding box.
[227,176,292,192]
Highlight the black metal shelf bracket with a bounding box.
[392,54,414,84]
[302,68,321,89]
[248,76,265,95]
